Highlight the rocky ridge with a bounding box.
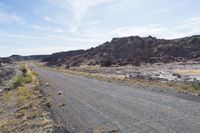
[8,54,49,62]
[42,35,200,67]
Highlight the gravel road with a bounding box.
[32,64,200,133]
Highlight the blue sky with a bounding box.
[0,0,200,57]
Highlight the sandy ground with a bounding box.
[71,62,200,82]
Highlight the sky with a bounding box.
[0,0,200,57]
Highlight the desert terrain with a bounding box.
[0,35,200,133]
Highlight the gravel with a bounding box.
[32,64,200,133]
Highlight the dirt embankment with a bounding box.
[0,64,56,133]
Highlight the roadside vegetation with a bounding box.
[0,63,53,133]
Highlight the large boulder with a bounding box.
[0,64,15,83]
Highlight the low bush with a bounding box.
[20,65,27,76]
[190,81,200,91]
[13,75,32,88]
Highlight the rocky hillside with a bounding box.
[41,50,85,66]
[0,58,12,64]
[42,35,200,67]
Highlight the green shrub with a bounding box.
[13,75,32,88]
[190,81,200,91]
[20,65,27,76]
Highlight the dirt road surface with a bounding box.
[31,64,200,133]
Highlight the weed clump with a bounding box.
[13,75,32,88]
[13,65,32,88]
[20,64,27,76]
[190,81,200,91]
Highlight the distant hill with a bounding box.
[41,50,85,66]
[42,35,200,67]
[8,55,49,62]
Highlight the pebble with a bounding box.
[57,91,62,95]
[58,103,65,107]
[44,82,49,87]
[194,93,200,96]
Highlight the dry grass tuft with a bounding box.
[176,69,200,75]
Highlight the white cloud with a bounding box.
[47,0,117,33]
[11,46,72,56]
[44,16,51,21]
[0,9,24,24]
[53,28,64,33]
[0,2,8,9]
[0,46,76,57]
[177,17,200,29]
[0,2,24,24]
[67,0,111,20]
[0,31,104,43]
[110,25,164,37]
[66,0,113,33]
[48,0,113,19]
[108,16,200,39]
[150,1,185,15]
[29,24,64,33]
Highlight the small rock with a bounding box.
[172,73,181,78]
[3,86,11,91]
[194,93,200,96]
[176,90,181,93]
[58,103,65,107]
[57,91,62,95]
[32,107,37,110]
[44,82,49,87]
[108,128,120,133]
[31,85,36,88]
[125,74,130,78]
[182,91,188,94]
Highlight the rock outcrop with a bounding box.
[41,50,85,67]
[0,61,15,83]
[42,35,200,67]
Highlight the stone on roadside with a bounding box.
[58,103,65,107]
[44,82,49,87]
[57,91,62,95]
[194,93,200,96]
